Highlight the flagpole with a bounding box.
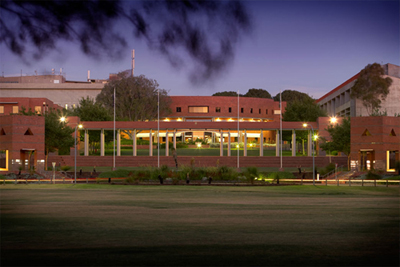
[113,87,116,170]
[280,89,282,170]
[237,90,239,169]
[158,89,160,168]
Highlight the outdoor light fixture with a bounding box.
[197,143,202,148]
[303,123,315,186]
[74,124,83,184]
[330,117,337,124]
[60,116,66,122]
[313,134,319,141]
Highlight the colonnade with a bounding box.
[81,128,314,157]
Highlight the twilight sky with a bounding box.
[1,0,398,99]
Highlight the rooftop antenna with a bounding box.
[131,49,135,77]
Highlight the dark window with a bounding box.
[229,107,232,113]
[216,107,221,113]
[259,109,261,114]
[250,108,253,113]
[241,108,244,113]
[176,107,181,112]
[266,109,268,114]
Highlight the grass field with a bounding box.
[1,185,399,266]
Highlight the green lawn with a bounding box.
[97,148,307,157]
[1,185,399,266]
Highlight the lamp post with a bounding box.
[74,124,83,184]
[303,123,315,185]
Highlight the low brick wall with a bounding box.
[48,155,348,168]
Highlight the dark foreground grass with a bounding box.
[1,185,399,266]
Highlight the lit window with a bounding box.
[188,106,208,113]
[34,106,41,114]
[12,106,18,113]
[0,106,4,114]
[216,107,221,113]
[176,107,181,112]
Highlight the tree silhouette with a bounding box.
[0,0,252,84]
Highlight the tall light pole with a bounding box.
[158,89,160,168]
[237,90,239,169]
[303,123,315,186]
[74,124,83,184]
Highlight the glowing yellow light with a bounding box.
[313,134,319,140]
[197,143,201,148]
[177,118,182,121]
[163,118,170,121]
[330,117,337,124]
[228,118,233,121]
[60,117,66,122]
[216,118,221,121]
[78,124,83,129]
[236,144,239,148]
[303,123,308,128]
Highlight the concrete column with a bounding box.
[212,133,215,143]
[84,130,89,156]
[227,131,231,156]
[100,129,105,156]
[173,130,176,149]
[149,129,153,156]
[244,130,247,156]
[260,130,263,156]
[220,130,223,156]
[132,130,137,156]
[183,132,185,143]
[292,130,296,157]
[117,129,121,156]
[308,131,312,156]
[276,130,280,156]
[165,130,169,156]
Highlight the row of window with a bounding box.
[176,106,270,115]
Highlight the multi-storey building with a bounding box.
[317,63,400,117]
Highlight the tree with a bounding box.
[97,73,171,121]
[283,97,327,122]
[212,91,242,97]
[320,117,351,169]
[273,90,313,104]
[282,97,327,154]
[244,88,272,99]
[0,0,251,84]
[71,97,113,153]
[350,63,393,115]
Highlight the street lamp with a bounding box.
[303,123,315,186]
[74,124,83,184]
[330,116,337,124]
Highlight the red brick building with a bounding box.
[0,97,61,115]
[0,115,45,171]
[350,116,400,172]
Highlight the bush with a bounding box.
[243,167,258,184]
[366,170,382,180]
[60,165,71,172]
[99,169,132,178]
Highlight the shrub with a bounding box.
[99,169,131,178]
[60,165,71,172]
[243,167,258,184]
[366,170,382,180]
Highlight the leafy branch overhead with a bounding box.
[350,63,392,115]
[0,0,252,84]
